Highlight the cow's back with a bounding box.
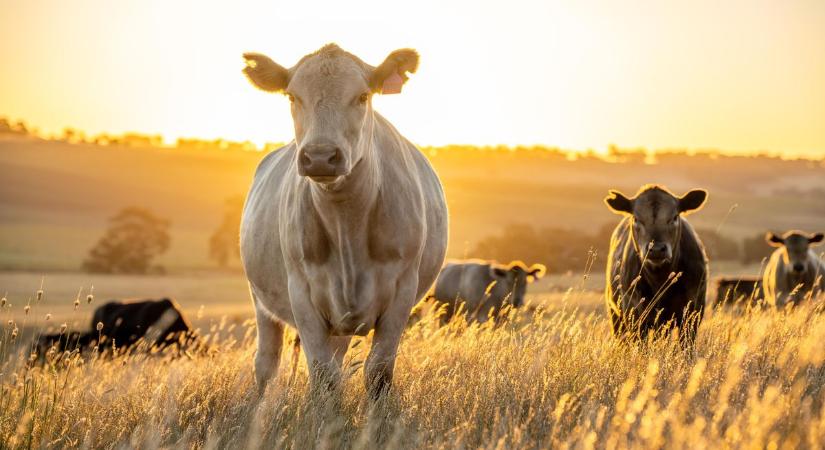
[373,115,448,300]
[434,262,492,310]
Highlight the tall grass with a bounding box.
[1,285,824,449]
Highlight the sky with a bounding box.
[1,0,824,156]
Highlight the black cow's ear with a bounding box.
[678,189,708,214]
[491,266,508,277]
[243,53,290,93]
[528,264,546,279]
[604,190,633,215]
[809,233,825,246]
[766,232,785,247]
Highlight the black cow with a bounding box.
[604,185,709,345]
[35,298,194,358]
[715,277,763,307]
[92,298,192,350]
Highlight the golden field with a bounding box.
[1,279,824,449]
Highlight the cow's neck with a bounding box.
[306,119,382,255]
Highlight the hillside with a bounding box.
[1,136,824,271]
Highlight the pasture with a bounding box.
[1,137,824,449]
[1,273,824,448]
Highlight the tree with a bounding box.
[83,207,171,274]
[209,195,244,267]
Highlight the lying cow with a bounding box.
[763,231,825,307]
[92,298,193,349]
[604,185,709,345]
[431,260,546,323]
[715,277,763,307]
[35,298,193,357]
[241,44,448,398]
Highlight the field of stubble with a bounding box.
[1,283,825,449]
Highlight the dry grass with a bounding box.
[1,284,825,449]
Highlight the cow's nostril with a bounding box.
[328,149,341,165]
[793,263,804,272]
[300,152,312,167]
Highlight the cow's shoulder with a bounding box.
[678,221,708,270]
[252,143,295,181]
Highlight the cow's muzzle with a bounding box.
[298,144,347,179]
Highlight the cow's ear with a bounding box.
[491,266,508,278]
[809,233,824,246]
[528,264,546,278]
[678,189,708,214]
[527,264,546,282]
[766,232,785,247]
[371,48,419,95]
[243,53,289,93]
[604,190,633,215]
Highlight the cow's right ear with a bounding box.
[243,53,289,93]
[604,190,633,215]
[766,232,785,247]
[809,233,824,246]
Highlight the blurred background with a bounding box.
[1,0,823,330]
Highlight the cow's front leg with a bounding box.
[288,282,341,393]
[365,277,418,400]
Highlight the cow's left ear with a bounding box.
[371,49,419,95]
[809,233,825,246]
[678,189,708,214]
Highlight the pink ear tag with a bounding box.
[382,72,404,94]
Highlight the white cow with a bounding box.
[763,230,825,307]
[240,44,448,398]
[431,260,546,323]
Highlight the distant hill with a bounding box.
[1,135,824,271]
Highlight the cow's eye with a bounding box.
[286,93,295,103]
[671,214,679,223]
[358,92,370,104]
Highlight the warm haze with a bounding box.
[1,0,824,155]
[2,1,825,448]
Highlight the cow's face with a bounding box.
[605,186,707,268]
[243,44,418,184]
[490,262,546,308]
[767,231,824,275]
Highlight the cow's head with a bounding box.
[605,185,707,268]
[243,44,418,184]
[766,230,824,275]
[489,261,546,308]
